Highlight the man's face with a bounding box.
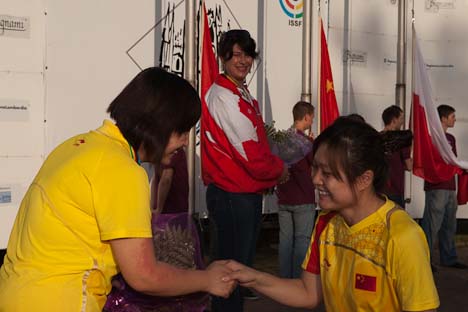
[304,112,314,128]
[393,112,404,130]
[443,112,456,128]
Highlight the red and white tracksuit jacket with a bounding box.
[201,74,284,193]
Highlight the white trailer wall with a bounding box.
[324,0,468,218]
[0,0,157,249]
[2,0,468,248]
[45,1,157,151]
[0,0,46,248]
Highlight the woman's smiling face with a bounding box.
[312,144,356,212]
[223,44,253,85]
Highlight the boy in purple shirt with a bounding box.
[421,104,467,271]
[276,101,316,278]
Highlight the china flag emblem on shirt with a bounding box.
[355,273,377,292]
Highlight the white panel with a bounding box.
[0,73,45,157]
[0,0,45,72]
[0,157,43,248]
[351,0,399,36]
[328,29,397,95]
[264,0,303,130]
[0,0,45,248]
[414,0,467,41]
[45,0,156,152]
[406,175,425,218]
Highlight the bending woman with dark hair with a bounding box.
[224,117,439,312]
[0,68,235,311]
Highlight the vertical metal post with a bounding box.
[185,0,196,215]
[396,0,407,115]
[301,0,312,102]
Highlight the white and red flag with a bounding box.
[411,28,468,202]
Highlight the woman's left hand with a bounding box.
[205,260,237,298]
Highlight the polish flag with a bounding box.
[412,28,468,189]
[458,172,468,205]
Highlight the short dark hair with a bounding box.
[218,29,258,61]
[437,104,455,119]
[313,117,388,193]
[346,113,365,123]
[293,101,314,121]
[107,67,201,165]
[382,105,403,126]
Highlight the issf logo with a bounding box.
[279,0,303,26]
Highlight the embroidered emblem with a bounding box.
[73,139,85,146]
[355,273,377,292]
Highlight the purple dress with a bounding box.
[103,212,209,312]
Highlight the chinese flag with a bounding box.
[320,19,339,132]
[354,273,377,292]
[200,2,219,99]
[200,1,219,175]
[412,28,462,184]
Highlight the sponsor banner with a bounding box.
[0,99,30,122]
[0,15,30,38]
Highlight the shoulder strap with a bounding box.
[386,204,403,231]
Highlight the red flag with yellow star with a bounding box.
[320,19,339,132]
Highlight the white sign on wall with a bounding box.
[0,15,30,38]
[0,99,30,122]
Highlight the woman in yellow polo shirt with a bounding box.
[224,117,439,312]
[0,68,235,311]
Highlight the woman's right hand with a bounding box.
[224,260,260,288]
[205,260,237,298]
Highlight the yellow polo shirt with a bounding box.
[303,198,439,311]
[0,120,152,311]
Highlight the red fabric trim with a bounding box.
[304,212,336,274]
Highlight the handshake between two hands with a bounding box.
[205,260,257,298]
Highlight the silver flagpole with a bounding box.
[301,0,313,103]
[396,0,407,115]
[185,0,197,215]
